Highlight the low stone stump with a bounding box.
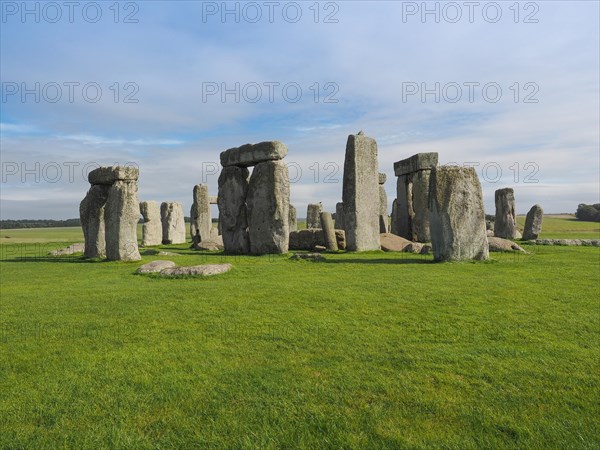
[159,264,232,277]
[136,260,177,273]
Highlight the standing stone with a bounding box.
[523,204,543,240]
[247,160,290,254]
[320,212,338,251]
[429,166,488,261]
[390,199,400,236]
[394,153,438,242]
[342,132,380,251]
[190,184,211,244]
[379,186,388,233]
[80,184,109,258]
[105,179,141,261]
[140,201,162,246]
[307,203,323,229]
[289,205,298,232]
[494,188,517,239]
[335,202,345,230]
[218,166,250,254]
[161,202,186,245]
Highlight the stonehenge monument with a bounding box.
[218,141,290,254]
[429,166,489,261]
[394,152,438,242]
[494,188,517,239]
[523,204,543,240]
[307,203,323,229]
[161,202,186,245]
[139,201,162,246]
[378,172,388,233]
[289,205,298,232]
[342,132,380,251]
[80,166,141,261]
[390,199,400,236]
[190,184,212,244]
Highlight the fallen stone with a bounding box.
[487,237,527,253]
[157,251,181,256]
[314,245,327,252]
[523,204,543,240]
[486,229,494,237]
[160,263,232,276]
[136,260,177,273]
[393,152,438,177]
[380,233,413,252]
[289,253,325,261]
[48,243,85,256]
[429,166,489,261]
[220,141,288,167]
[192,238,224,251]
[289,229,346,251]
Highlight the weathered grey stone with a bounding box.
[378,173,387,185]
[208,196,218,204]
[192,236,224,251]
[335,202,345,230]
[190,184,212,244]
[380,233,412,252]
[289,229,345,251]
[160,202,186,245]
[314,245,327,252]
[429,166,489,261]
[494,188,517,239]
[342,133,380,251]
[140,201,162,247]
[320,212,338,251]
[220,141,288,167]
[379,185,388,233]
[104,180,141,261]
[306,203,323,229]
[289,253,325,261]
[136,260,177,273]
[488,237,527,253]
[289,205,298,232]
[160,263,232,277]
[395,175,411,239]
[48,243,85,256]
[390,199,400,236]
[88,166,138,185]
[218,166,250,254]
[80,184,109,258]
[394,153,438,177]
[247,160,290,254]
[523,204,543,240]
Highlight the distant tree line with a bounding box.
[575,204,600,222]
[0,219,81,229]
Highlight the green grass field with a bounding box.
[1,216,598,448]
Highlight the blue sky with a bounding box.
[1,0,598,219]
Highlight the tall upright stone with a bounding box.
[218,166,250,254]
[335,202,345,231]
[306,203,323,229]
[429,166,488,261]
[378,173,388,233]
[390,199,400,236]
[140,201,162,246]
[342,132,380,251]
[80,184,109,258]
[190,184,212,243]
[320,212,338,251]
[494,188,517,239]
[289,205,298,232]
[161,202,186,245]
[81,166,140,261]
[247,160,290,254]
[523,204,543,240]
[394,152,438,242]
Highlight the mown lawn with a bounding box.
[0,216,598,448]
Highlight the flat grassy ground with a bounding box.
[0,216,598,448]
